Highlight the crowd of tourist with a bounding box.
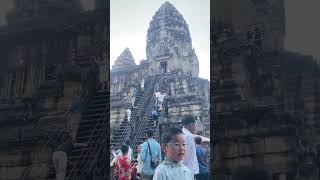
[56,60,211,180]
[110,115,210,180]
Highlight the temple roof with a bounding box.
[146,1,192,58]
[112,48,136,70]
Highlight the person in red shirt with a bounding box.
[115,145,132,180]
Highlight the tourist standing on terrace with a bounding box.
[181,115,199,177]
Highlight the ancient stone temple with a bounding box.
[111,48,136,70]
[146,1,199,77]
[110,0,210,161]
[0,1,108,179]
[212,0,320,180]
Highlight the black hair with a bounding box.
[121,144,129,155]
[131,159,138,164]
[146,130,154,138]
[125,139,131,145]
[195,136,202,145]
[161,127,183,144]
[181,114,195,125]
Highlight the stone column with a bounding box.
[35,65,41,88]
[0,77,5,98]
[14,71,21,97]
[279,173,286,180]
[17,71,25,97]
[0,79,2,98]
[0,78,5,99]
[25,64,36,97]
[8,73,13,97]
[4,75,10,98]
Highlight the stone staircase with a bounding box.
[67,89,109,180]
[19,126,68,180]
[64,76,158,179]
[46,89,108,180]
[45,75,162,179]
[130,76,168,159]
[35,64,63,98]
[130,92,160,158]
[109,75,165,162]
[110,75,159,151]
[110,89,146,150]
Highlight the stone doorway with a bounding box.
[160,61,167,74]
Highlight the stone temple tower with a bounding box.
[146,1,199,77]
[112,48,136,70]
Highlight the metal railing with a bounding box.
[67,75,159,179]
[111,75,159,151]
[20,126,67,180]
[130,76,166,153]
[66,96,109,179]
[130,96,155,151]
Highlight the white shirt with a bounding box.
[153,158,194,180]
[155,92,161,98]
[126,109,131,122]
[182,127,199,175]
[158,94,166,103]
[112,147,133,161]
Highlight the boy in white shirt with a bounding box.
[153,128,194,180]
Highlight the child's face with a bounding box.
[162,134,186,162]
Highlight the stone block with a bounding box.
[231,157,252,168]
[213,174,231,180]
[215,142,238,158]
[29,163,48,180]
[263,154,294,172]
[0,167,8,178]
[265,136,291,153]
[6,166,25,179]
[238,143,253,156]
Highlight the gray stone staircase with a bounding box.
[46,75,163,180]
[45,89,108,180]
[110,75,159,150]
[35,64,63,98]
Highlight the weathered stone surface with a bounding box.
[146,1,199,77]
[264,136,292,153]
[0,3,107,179]
[213,1,320,179]
[112,48,137,70]
[110,2,210,139]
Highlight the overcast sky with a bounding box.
[284,0,320,62]
[110,0,210,80]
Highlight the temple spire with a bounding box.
[112,48,136,70]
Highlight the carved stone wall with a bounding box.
[0,7,107,179]
[146,1,199,77]
[212,19,320,180]
[213,0,285,51]
[110,2,209,137]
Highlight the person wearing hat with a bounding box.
[181,115,199,177]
